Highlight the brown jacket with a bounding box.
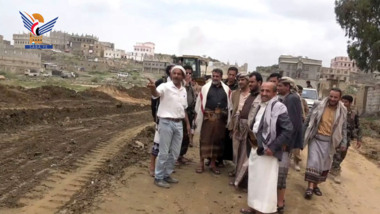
[227,90,241,130]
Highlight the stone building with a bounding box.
[331,56,359,72]
[320,56,360,83]
[13,31,70,50]
[143,60,171,73]
[321,67,351,82]
[278,55,321,81]
[0,35,41,71]
[48,31,70,50]
[13,33,30,48]
[81,42,104,57]
[69,33,98,54]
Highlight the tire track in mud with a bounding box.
[16,122,152,214]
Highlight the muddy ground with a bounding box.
[0,83,379,214]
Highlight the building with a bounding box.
[127,42,155,61]
[331,56,359,73]
[81,42,104,57]
[48,31,70,50]
[278,55,321,81]
[13,33,30,48]
[143,60,171,73]
[320,56,361,83]
[104,49,125,59]
[321,67,351,82]
[99,41,114,50]
[69,33,99,54]
[0,35,41,71]
[13,31,70,50]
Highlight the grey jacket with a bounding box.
[248,100,293,161]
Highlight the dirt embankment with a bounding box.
[0,84,153,210]
[0,84,151,109]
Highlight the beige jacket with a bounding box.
[303,97,347,159]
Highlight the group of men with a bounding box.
[147,65,362,214]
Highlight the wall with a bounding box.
[366,84,380,114]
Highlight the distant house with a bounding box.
[278,55,321,81]
[127,42,155,61]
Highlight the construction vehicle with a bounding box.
[173,55,209,85]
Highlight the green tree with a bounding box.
[335,0,380,72]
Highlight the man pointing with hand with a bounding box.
[147,65,190,189]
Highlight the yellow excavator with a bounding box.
[173,55,209,85]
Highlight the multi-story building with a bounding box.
[127,42,155,61]
[0,35,41,70]
[81,42,103,57]
[13,33,30,48]
[278,55,321,81]
[320,56,361,83]
[13,31,70,50]
[321,67,351,82]
[69,33,98,54]
[331,56,359,72]
[48,31,70,50]
[143,60,171,73]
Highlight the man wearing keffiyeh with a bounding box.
[240,82,293,214]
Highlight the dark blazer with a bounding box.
[249,101,293,161]
[281,93,303,151]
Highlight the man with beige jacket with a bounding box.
[303,88,347,199]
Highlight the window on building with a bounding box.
[304,65,309,71]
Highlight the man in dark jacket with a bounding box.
[276,77,303,213]
[241,82,293,214]
[177,65,196,164]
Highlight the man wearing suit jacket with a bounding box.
[240,82,293,214]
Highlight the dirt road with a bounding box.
[77,135,380,214]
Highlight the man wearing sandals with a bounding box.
[241,82,293,214]
[147,65,191,188]
[303,88,347,199]
[276,77,303,213]
[194,68,231,175]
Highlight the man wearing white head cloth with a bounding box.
[147,65,191,188]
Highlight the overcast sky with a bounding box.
[0,0,349,70]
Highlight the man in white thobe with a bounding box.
[240,82,293,214]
